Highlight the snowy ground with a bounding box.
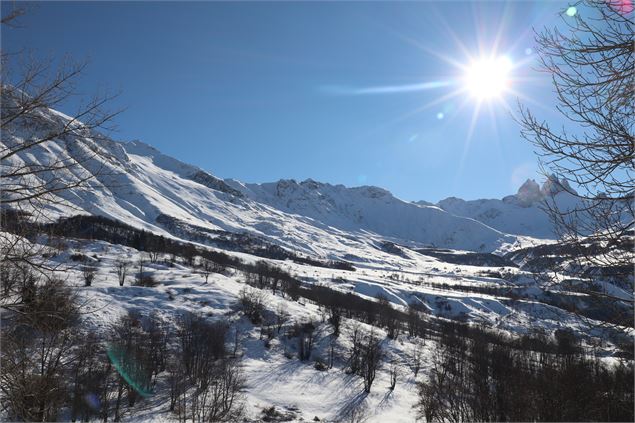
[27,234,629,422]
[49,240,425,421]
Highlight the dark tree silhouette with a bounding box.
[518,0,634,326]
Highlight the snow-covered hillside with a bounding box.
[1,99,535,257]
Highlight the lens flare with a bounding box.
[608,0,634,14]
[107,345,153,398]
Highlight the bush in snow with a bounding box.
[314,358,328,371]
[238,286,265,324]
[134,273,158,287]
[82,265,97,287]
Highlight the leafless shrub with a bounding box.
[135,273,158,287]
[238,286,266,324]
[82,265,97,286]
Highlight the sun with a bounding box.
[464,56,513,100]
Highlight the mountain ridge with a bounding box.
[1,98,549,257]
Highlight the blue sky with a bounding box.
[2,1,574,202]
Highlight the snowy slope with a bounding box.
[1,98,531,256]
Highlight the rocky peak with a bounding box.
[515,179,543,206]
[541,174,574,196]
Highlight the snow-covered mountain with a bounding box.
[421,177,580,239]
[227,178,521,252]
[1,98,538,257]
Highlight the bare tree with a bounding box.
[171,313,244,422]
[148,250,160,264]
[416,348,452,423]
[231,326,242,358]
[0,277,81,421]
[295,320,316,361]
[407,302,426,338]
[116,259,129,286]
[412,339,423,378]
[189,358,245,422]
[0,4,26,27]
[82,264,97,287]
[328,304,342,337]
[361,330,382,393]
[1,57,119,220]
[137,255,146,281]
[389,359,398,390]
[275,302,290,334]
[201,258,212,283]
[167,357,186,413]
[0,6,120,290]
[518,0,634,326]
[328,336,336,369]
[347,323,363,375]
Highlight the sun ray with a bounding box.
[343,87,467,144]
[497,95,516,115]
[368,87,466,131]
[508,55,541,72]
[323,80,456,96]
[491,0,511,57]
[430,6,476,63]
[318,3,550,158]
[370,11,471,72]
[465,99,483,147]
[391,31,469,71]
[485,101,507,171]
[455,98,483,185]
[507,87,555,114]
[505,3,563,56]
